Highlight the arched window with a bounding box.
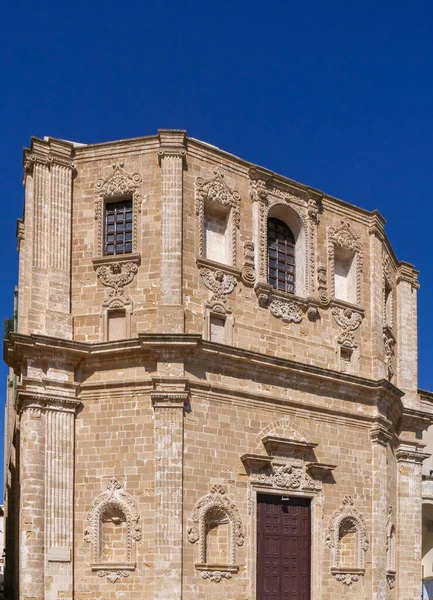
[268,218,295,293]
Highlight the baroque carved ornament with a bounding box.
[94,161,143,255]
[195,167,241,265]
[95,261,138,305]
[241,240,256,286]
[256,461,319,491]
[331,306,363,349]
[269,299,303,324]
[198,267,237,313]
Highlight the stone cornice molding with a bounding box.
[367,210,386,240]
[151,377,189,409]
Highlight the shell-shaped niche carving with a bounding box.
[187,485,244,582]
[84,479,141,580]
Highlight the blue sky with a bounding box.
[1,0,433,489]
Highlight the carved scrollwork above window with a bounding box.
[94,161,143,257]
[84,479,141,580]
[187,485,244,581]
[254,283,320,324]
[326,495,369,586]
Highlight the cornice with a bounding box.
[17,391,81,415]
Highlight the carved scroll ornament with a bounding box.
[331,306,363,349]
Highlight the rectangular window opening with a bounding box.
[104,198,133,256]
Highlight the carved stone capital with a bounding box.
[397,262,420,290]
[151,391,189,409]
[395,445,430,465]
[158,129,187,167]
[18,393,80,415]
[369,424,392,447]
[23,151,76,175]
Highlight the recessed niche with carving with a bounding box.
[187,485,244,582]
[84,479,141,582]
[334,247,356,304]
[326,495,369,586]
[328,221,363,306]
[107,309,127,341]
[196,167,240,268]
[386,507,396,587]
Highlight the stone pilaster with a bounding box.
[19,398,45,600]
[44,397,80,600]
[396,262,419,406]
[22,138,75,339]
[368,212,387,380]
[396,442,429,600]
[370,423,392,600]
[157,129,186,333]
[151,381,188,600]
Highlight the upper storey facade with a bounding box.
[17,130,419,401]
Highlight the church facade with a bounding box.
[4,130,433,600]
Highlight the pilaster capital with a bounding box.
[369,423,393,447]
[157,129,187,168]
[151,376,189,409]
[367,210,386,240]
[395,441,430,465]
[18,392,81,415]
[397,262,420,290]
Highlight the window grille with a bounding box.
[268,218,295,293]
[104,200,133,255]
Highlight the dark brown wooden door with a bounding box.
[257,495,311,600]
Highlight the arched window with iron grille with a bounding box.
[268,217,296,293]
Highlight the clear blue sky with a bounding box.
[1,0,433,490]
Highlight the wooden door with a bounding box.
[257,494,311,600]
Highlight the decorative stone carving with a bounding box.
[386,506,396,587]
[254,282,273,307]
[331,306,363,349]
[94,161,143,255]
[383,328,396,381]
[257,461,318,491]
[199,267,237,310]
[98,570,130,583]
[328,221,363,305]
[241,240,256,285]
[188,485,244,571]
[326,495,369,585]
[200,570,232,583]
[270,299,303,324]
[84,479,141,566]
[196,168,240,265]
[317,265,330,306]
[95,261,139,304]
